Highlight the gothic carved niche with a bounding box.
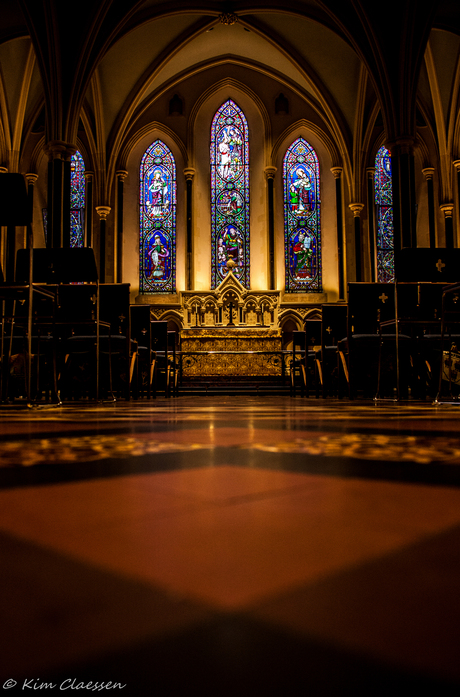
[181,271,279,328]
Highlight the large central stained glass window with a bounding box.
[374,146,394,282]
[283,138,321,292]
[70,151,85,248]
[139,140,176,293]
[210,100,249,288]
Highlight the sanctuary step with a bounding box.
[179,376,290,396]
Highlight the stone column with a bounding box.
[422,167,436,248]
[0,167,13,281]
[453,160,460,247]
[95,206,111,282]
[366,168,376,282]
[349,203,365,282]
[264,166,277,290]
[386,137,417,251]
[45,140,76,248]
[115,170,128,283]
[331,167,345,297]
[84,171,94,247]
[184,168,195,290]
[440,204,454,249]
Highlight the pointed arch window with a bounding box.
[70,150,85,248]
[139,140,176,293]
[375,146,394,282]
[210,99,249,289]
[283,137,321,292]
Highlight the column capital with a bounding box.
[349,203,365,217]
[95,205,111,220]
[44,140,77,160]
[0,166,8,174]
[366,167,375,178]
[440,203,454,218]
[183,168,196,181]
[84,170,94,182]
[330,167,343,179]
[116,170,128,182]
[422,167,435,181]
[453,160,460,172]
[25,172,38,185]
[264,166,277,180]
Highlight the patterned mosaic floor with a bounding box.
[1,396,460,694]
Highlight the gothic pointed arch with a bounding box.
[210,99,250,289]
[140,139,176,293]
[283,137,321,292]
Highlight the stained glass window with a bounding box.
[375,146,394,282]
[139,140,176,293]
[210,100,249,289]
[283,138,321,292]
[70,151,85,248]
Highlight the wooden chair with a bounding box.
[345,283,397,399]
[290,330,307,397]
[98,284,136,400]
[318,303,348,397]
[151,321,172,397]
[130,304,155,398]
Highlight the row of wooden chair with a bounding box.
[0,248,179,403]
[290,281,460,401]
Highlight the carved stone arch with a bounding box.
[279,311,304,331]
[304,308,322,321]
[158,310,184,331]
[116,122,187,190]
[272,119,342,172]
[188,76,271,169]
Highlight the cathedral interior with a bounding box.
[2,0,460,694]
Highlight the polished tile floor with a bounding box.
[1,396,460,695]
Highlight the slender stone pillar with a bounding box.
[95,206,111,282]
[440,204,454,249]
[264,166,277,290]
[184,168,195,290]
[0,167,14,281]
[45,141,76,248]
[386,138,417,251]
[115,170,128,283]
[349,203,364,282]
[366,168,376,283]
[331,167,345,297]
[84,171,94,248]
[453,160,460,247]
[422,167,436,248]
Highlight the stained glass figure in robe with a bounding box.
[211,100,249,288]
[70,151,85,248]
[375,146,394,282]
[283,138,321,292]
[140,140,176,293]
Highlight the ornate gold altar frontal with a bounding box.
[181,328,283,377]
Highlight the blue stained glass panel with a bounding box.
[375,146,394,283]
[140,140,176,293]
[211,100,249,288]
[70,151,85,248]
[283,138,321,292]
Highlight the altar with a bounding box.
[180,327,283,377]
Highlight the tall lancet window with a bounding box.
[210,99,249,288]
[375,146,394,282]
[139,140,176,293]
[70,151,85,248]
[283,138,321,292]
